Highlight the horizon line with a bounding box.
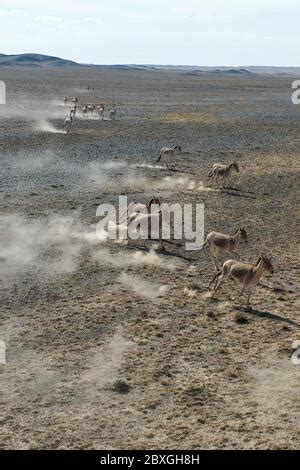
[0,52,300,69]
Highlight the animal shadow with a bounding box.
[236,305,299,327]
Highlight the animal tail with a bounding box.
[208,270,221,288]
[202,239,207,249]
[156,153,162,163]
[208,169,213,177]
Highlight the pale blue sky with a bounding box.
[0,0,299,66]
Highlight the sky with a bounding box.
[0,0,299,66]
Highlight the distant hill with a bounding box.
[185,67,253,76]
[0,53,299,75]
[0,53,80,67]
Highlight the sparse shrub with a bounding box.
[234,313,249,324]
[111,380,131,394]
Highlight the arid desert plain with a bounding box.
[0,66,299,449]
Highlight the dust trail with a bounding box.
[1,150,55,171]
[202,291,213,300]
[248,358,299,419]
[155,175,217,192]
[217,301,232,312]
[87,160,145,188]
[77,115,109,121]
[133,163,165,170]
[186,264,197,273]
[34,119,66,134]
[0,213,103,279]
[0,97,66,121]
[94,248,176,270]
[1,349,63,402]
[131,249,175,270]
[197,181,219,192]
[1,329,133,405]
[183,287,197,297]
[80,328,133,397]
[50,99,67,107]
[158,175,196,190]
[119,272,168,300]
[93,248,130,269]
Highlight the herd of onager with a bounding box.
[63,96,117,131]
[62,94,274,308]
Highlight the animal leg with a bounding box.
[210,247,220,270]
[246,289,252,307]
[234,286,245,301]
[212,256,220,270]
[211,274,226,296]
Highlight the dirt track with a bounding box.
[0,67,299,449]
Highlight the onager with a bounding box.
[156,146,182,164]
[127,210,164,246]
[87,104,95,116]
[70,106,77,119]
[64,115,73,133]
[203,226,248,269]
[119,196,161,224]
[97,104,105,120]
[108,108,117,120]
[82,105,88,118]
[210,253,274,307]
[114,196,163,245]
[208,161,239,187]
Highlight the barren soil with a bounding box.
[0,67,299,449]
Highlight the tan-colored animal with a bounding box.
[70,106,76,119]
[82,105,88,118]
[203,226,248,269]
[64,115,73,133]
[118,196,161,224]
[114,196,163,245]
[108,108,117,120]
[156,145,182,164]
[208,161,239,187]
[97,104,105,120]
[88,104,96,115]
[210,253,274,306]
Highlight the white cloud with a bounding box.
[82,17,103,25]
[35,15,62,22]
[0,0,299,66]
[171,0,300,18]
[0,9,28,17]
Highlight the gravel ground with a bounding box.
[0,67,299,449]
